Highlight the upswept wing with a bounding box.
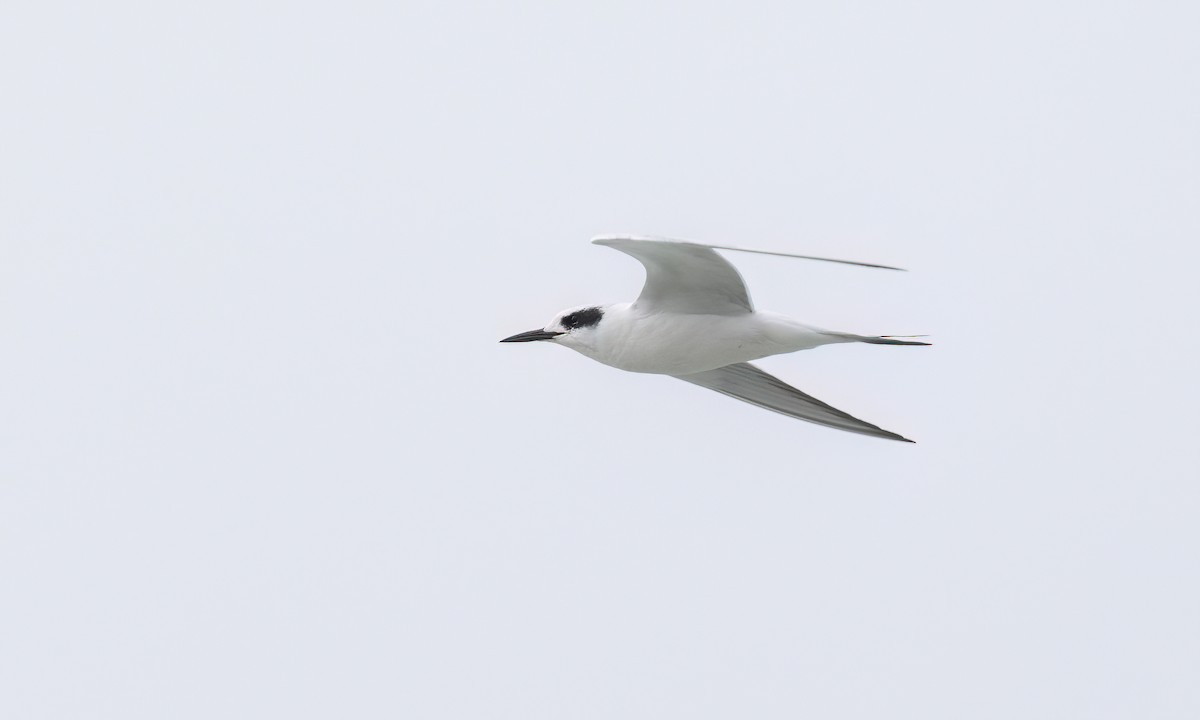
[592,236,754,315]
[673,362,914,442]
[592,235,904,316]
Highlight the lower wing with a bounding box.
[673,362,915,442]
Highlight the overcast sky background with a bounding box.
[2,2,1198,718]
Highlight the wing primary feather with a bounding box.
[591,235,906,271]
[702,244,907,271]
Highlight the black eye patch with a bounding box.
[561,307,604,330]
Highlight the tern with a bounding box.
[501,235,929,442]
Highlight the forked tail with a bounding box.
[860,335,931,346]
[823,332,932,346]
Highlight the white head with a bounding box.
[500,304,607,353]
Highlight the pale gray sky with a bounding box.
[2,1,1198,718]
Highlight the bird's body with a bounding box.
[572,304,848,375]
[502,235,929,442]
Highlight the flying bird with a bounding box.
[501,235,929,442]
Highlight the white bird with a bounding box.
[501,235,929,442]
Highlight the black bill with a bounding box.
[499,329,564,343]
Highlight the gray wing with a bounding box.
[592,235,905,316]
[673,362,914,442]
[592,236,754,315]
